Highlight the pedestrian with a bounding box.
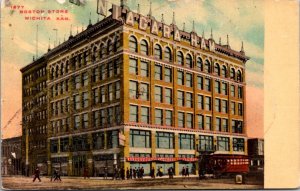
[168,168,171,179]
[104,167,108,179]
[141,167,144,179]
[182,167,186,177]
[150,167,155,178]
[133,167,136,179]
[113,167,118,180]
[159,166,163,177]
[186,166,189,177]
[50,169,57,182]
[54,169,62,181]
[169,167,174,179]
[121,167,125,180]
[129,167,133,179]
[137,167,140,179]
[83,167,89,179]
[32,167,41,182]
[126,167,130,179]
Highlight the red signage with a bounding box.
[126,157,198,162]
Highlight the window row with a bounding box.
[24,67,47,85]
[50,36,121,80]
[129,36,243,82]
[93,106,122,128]
[28,125,47,136]
[29,140,47,151]
[51,117,71,134]
[93,59,121,82]
[51,98,70,116]
[129,129,245,151]
[93,81,121,104]
[51,79,69,97]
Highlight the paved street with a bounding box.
[2,176,263,190]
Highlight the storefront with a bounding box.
[93,154,117,177]
[51,157,68,176]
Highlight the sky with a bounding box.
[1,0,264,139]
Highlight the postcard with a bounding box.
[1,0,299,190]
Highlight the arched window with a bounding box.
[129,36,138,52]
[107,39,113,53]
[164,47,172,62]
[186,54,193,68]
[66,61,69,73]
[99,43,105,58]
[60,64,64,75]
[55,65,59,78]
[221,65,227,78]
[154,44,162,59]
[230,68,236,79]
[237,70,242,82]
[204,60,211,73]
[51,68,55,79]
[214,63,220,76]
[92,47,97,62]
[177,51,183,65]
[114,36,120,52]
[196,57,203,71]
[140,40,148,55]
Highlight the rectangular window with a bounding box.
[186,92,193,108]
[75,75,81,89]
[93,132,105,149]
[177,71,184,85]
[115,106,121,125]
[155,86,163,103]
[179,134,195,150]
[83,92,89,108]
[178,112,184,127]
[165,88,172,104]
[93,111,99,128]
[230,85,235,97]
[215,117,221,131]
[108,62,114,77]
[199,135,213,151]
[221,82,227,95]
[100,64,106,80]
[155,65,162,80]
[186,73,193,87]
[140,61,149,77]
[130,105,138,122]
[108,83,113,101]
[107,131,119,148]
[222,118,228,132]
[165,110,173,126]
[197,76,203,90]
[205,116,212,130]
[140,83,149,101]
[215,98,221,112]
[217,137,229,151]
[232,120,243,133]
[60,138,69,152]
[93,89,99,104]
[74,115,80,130]
[74,94,80,110]
[238,103,243,116]
[130,130,151,148]
[129,81,138,99]
[233,138,245,151]
[115,81,120,99]
[231,102,236,115]
[156,132,174,149]
[177,91,184,107]
[164,67,172,82]
[205,78,211,91]
[215,81,221,93]
[197,95,204,109]
[155,109,163,125]
[107,107,114,126]
[50,139,58,153]
[82,72,88,86]
[129,58,138,74]
[222,100,228,113]
[141,107,150,124]
[186,113,193,128]
[100,86,106,103]
[205,97,211,111]
[114,60,120,75]
[100,109,106,126]
[82,113,89,128]
[197,115,204,129]
[238,86,243,98]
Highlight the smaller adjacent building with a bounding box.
[247,138,264,172]
[1,136,23,175]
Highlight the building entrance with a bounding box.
[72,155,86,176]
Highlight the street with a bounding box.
[2,176,263,190]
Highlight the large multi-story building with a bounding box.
[21,2,249,177]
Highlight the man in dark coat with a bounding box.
[32,167,41,182]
